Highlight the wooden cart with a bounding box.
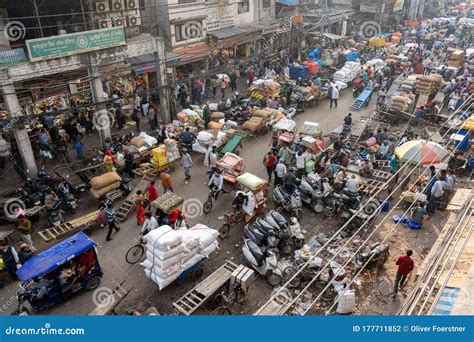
[53,164,88,193]
[38,210,99,242]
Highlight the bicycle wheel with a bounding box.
[125,244,145,264]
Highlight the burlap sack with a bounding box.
[90,181,121,199]
[253,109,273,119]
[90,172,122,190]
[130,137,147,148]
[242,121,260,133]
[211,112,225,120]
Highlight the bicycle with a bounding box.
[209,282,246,315]
[218,207,244,239]
[125,237,146,264]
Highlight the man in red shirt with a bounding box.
[393,250,415,297]
[146,180,158,209]
[263,151,276,182]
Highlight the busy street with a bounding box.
[0,0,473,319]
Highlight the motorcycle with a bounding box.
[272,185,303,219]
[16,186,45,208]
[332,191,380,230]
[265,211,305,255]
[297,176,332,213]
[37,169,59,188]
[225,106,252,124]
[56,181,78,213]
[242,238,282,286]
[354,242,389,274]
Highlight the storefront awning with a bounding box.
[127,52,181,75]
[208,27,248,39]
[172,43,210,65]
[276,0,298,5]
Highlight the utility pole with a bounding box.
[154,37,171,123]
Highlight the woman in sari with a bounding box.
[134,190,146,225]
[103,150,115,173]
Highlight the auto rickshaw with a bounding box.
[15,232,102,314]
[216,152,246,192]
[299,121,325,154]
[271,119,297,149]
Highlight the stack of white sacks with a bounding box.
[141,224,219,290]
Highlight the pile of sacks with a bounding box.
[127,132,158,153]
[389,94,414,111]
[415,74,445,94]
[334,61,360,84]
[141,224,219,290]
[401,75,417,92]
[242,116,268,134]
[89,172,122,199]
[248,79,281,98]
[448,50,465,68]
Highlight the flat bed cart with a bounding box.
[53,164,88,193]
[133,160,178,177]
[350,86,374,110]
[173,260,253,315]
[219,131,245,157]
[38,210,99,242]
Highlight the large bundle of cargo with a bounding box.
[248,79,281,99]
[89,172,122,199]
[448,50,465,68]
[389,95,412,111]
[141,224,219,290]
[242,116,266,134]
[415,74,445,94]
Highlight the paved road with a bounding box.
[0,89,376,315]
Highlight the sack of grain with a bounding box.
[90,172,122,190]
[130,137,147,148]
[211,112,225,120]
[208,121,224,130]
[90,181,121,199]
[242,121,260,133]
[253,109,273,119]
[249,116,264,125]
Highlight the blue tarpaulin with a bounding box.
[289,64,309,80]
[346,51,358,62]
[308,48,321,59]
[311,58,324,68]
[17,232,96,282]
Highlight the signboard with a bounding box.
[393,0,405,12]
[207,5,235,32]
[26,27,126,62]
[0,48,26,66]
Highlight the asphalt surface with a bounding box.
[0,88,376,316]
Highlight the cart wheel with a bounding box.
[313,203,324,213]
[235,288,246,305]
[362,200,379,215]
[203,200,213,214]
[85,275,101,291]
[219,224,231,239]
[211,306,232,315]
[193,266,204,280]
[125,244,145,264]
[266,271,282,286]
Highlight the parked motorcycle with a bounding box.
[47,200,64,227]
[56,181,78,213]
[354,242,389,274]
[272,185,303,219]
[332,191,380,230]
[242,238,282,286]
[265,211,305,255]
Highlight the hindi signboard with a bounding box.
[26,27,126,62]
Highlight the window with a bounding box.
[238,0,249,13]
[175,21,203,42]
[263,0,271,8]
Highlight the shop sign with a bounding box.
[26,27,126,62]
[0,48,27,66]
[261,21,291,35]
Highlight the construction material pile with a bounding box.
[141,224,219,290]
[415,74,445,94]
[89,172,122,199]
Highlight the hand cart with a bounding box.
[53,164,88,193]
[172,260,255,315]
[219,131,245,157]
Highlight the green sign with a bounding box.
[26,27,126,62]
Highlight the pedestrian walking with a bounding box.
[211,77,219,98]
[329,85,340,108]
[230,72,237,91]
[17,215,37,252]
[386,170,399,200]
[146,180,158,209]
[427,175,446,216]
[135,190,146,225]
[220,77,227,100]
[392,250,414,297]
[56,137,70,163]
[132,106,141,132]
[141,94,149,116]
[263,151,276,182]
[103,149,115,173]
[202,102,211,129]
[182,149,193,181]
[160,168,173,193]
[74,141,84,160]
[274,158,287,186]
[206,145,218,175]
[0,240,20,280]
[104,205,120,242]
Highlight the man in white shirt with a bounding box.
[427,176,446,214]
[334,167,347,190]
[330,85,340,108]
[141,212,158,236]
[295,149,308,178]
[274,159,287,186]
[208,169,224,199]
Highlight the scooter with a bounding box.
[244,218,279,251]
[265,211,305,255]
[56,181,78,213]
[298,177,326,213]
[242,239,282,286]
[272,185,303,219]
[354,242,389,274]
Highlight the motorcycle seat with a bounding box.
[247,239,264,267]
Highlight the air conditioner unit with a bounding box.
[97,18,112,29]
[126,10,141,27]
[110,0,124,11]
[111,14,125,27]
[125,0,137,10]
[95,0,110,13]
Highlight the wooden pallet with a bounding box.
[172,260,239,316]
[360,179,386,196]
[371,169,391,182]
[105,189,123,203]
[116,175,154,223]
[38,210,99,242]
